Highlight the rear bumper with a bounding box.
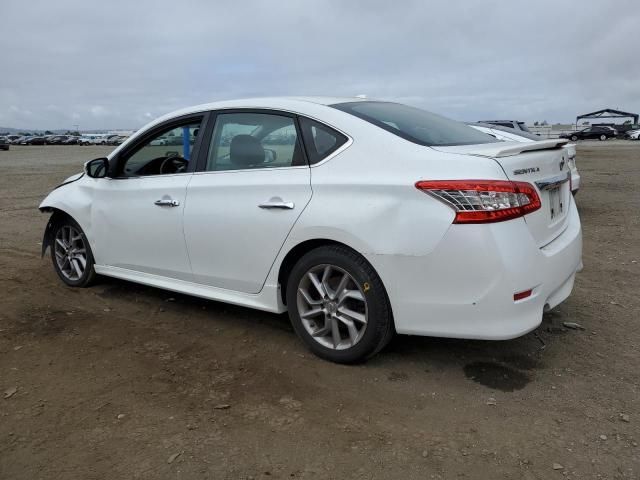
[571,170,580,192]
[366,199,582,340]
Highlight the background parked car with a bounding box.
[78,135,100,145]
[0,136,9,150]
[468,122,581,195]
[63,136,79,145]
[46,135,69,145]
[478,119,533,133]
[560,126,617,141]
[108,135,128,145]
[624,129,640,140]
[29,136,46,145]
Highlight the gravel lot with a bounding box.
[0,143,638,479]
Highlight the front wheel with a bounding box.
[286,245,393,363]
[50,216,97,287]
[570,135,578,141]
[599,134,607,141]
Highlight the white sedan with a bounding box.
[468,123,581,194]
[40,97,582,363]
[625,129,640,140]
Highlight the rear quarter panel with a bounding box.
[283,122,510,258]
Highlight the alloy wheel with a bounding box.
[54,225,88,281]
[296,264,368,350]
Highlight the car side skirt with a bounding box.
[94,265,287,314]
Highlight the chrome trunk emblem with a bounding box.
[513,167,540,175]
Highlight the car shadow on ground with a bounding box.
[89,275,574,393]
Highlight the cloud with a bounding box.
[1,0,638,129]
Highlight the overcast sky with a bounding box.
[1,0,638,130]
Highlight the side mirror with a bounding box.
[85,157,109,178]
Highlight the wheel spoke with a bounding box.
[301,307,324,319]
[338,288,364,306]
[55,238,66,249]
[336,315,359,345]
[312,324,331,338]
[75,255,87,270]
[298,287,322,306]
[334,273,350,300]
[321,265,333,298]
[337,306,366,324]
[71,258,83,278]
[307,271,327,298]
[330,317,341,348]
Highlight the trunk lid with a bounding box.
[433,140,572,247]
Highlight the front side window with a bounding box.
[205,112,304,171]
[299,117,348,164]
[120,121,201,177]
[332,101,498,147]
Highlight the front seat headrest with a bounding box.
[230,134,264,167]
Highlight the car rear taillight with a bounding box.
[415,180,541,224]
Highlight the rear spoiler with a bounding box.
[488,139,569,157]
[432,139,569,158]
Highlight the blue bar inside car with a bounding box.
[183,127,190,160]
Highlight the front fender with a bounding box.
[39,178,96,256]
[41,214,55,257]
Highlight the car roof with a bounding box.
[153,96,370,122]
[479,120,523,123]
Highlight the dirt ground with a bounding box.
[0,143,638,479]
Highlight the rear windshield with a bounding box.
[331,101,498,146]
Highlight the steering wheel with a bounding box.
[159,156,188,174]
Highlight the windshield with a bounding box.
[331,101,498,146]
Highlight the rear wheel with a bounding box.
[599,134,607,141]
[286,245,393,363]
[50,217,97,287]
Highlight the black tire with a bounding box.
[599,134,607,141]
[49,215,97,288]
[285,245,394,364]
[570,135,578,141]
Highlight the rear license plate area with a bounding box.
[548,186,563,220]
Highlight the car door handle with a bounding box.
[154,198,180,207]
[259,199,295,210]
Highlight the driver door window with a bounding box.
[120,122,201,177]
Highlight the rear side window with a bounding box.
[332,101,497,147]
[299,117,348,164]
[205,112,305,171]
